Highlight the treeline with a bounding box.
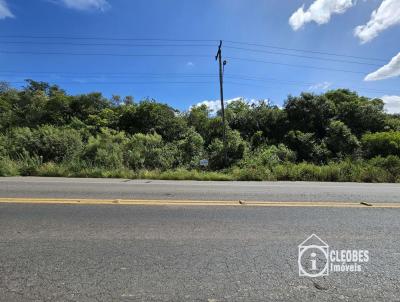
[1,80,400,182]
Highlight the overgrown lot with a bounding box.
[1,80,400,182]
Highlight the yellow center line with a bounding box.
[0,198,400,208]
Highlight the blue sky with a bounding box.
[0,0,399,112]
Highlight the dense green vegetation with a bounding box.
[1,80,400,182]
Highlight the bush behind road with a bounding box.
[1,81,400,182]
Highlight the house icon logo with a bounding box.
[298,234,329,277]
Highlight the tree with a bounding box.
[177,127,205,167]
[362,131,400,158]
[42,90,72,126]
[1,81,398,175]
[225,99,253,139]
[70,93,110,122]
[111,95,121,107]
[128,100,187,141]
[284,130,329,163]
[117,104,137,133]
[250,131,268,150]
[0,85,15,130]
[225,99,288,144]
[252,101,288,144]
[284,93,336,138]
[208,129,248,169]
[24,79,50,94]
[324,120,360,159]
[187,104,211,141]
[123,96,134,105]
[239,144,296,170]
[87,108,119,131]
[325,89,386,136]
[384,114,400,131]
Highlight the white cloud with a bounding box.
[354,0,400,43]
[309,81,332,91]
[186,62,195,67]
[381,95,400,114]
[289,0,354,30]
[365,52,400,81]
[59,0,110,11]
[0,0,14,19]
[192,97,241,113]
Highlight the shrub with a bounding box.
[273,162,324,181]
[250,131,268,150]
[208,129,248,169]
[3,125,82,163]
[0,156,19,176]
[362,131,400,158]
[272,160,391,183]
[284,93,336,138]
[16,152,43,176]
[35,162,68,177]
[284,130,329,163]
[3,127,34,159]
[138,168,233,181]
[231,166,275,181]
[82,128,127,169]
[0,134,7,157]
[324,120,360,159]
[238,144,295,170]
[231,144,295,181]
[31,125,82,162]
[176,127,205,168]
[124,132,177,170]
[126,100,187,141]
[369,156,400,182]
[334,160,390,183]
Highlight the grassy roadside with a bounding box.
[1,157,399,183]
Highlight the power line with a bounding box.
[0,71,219,78]
[0,41,215,48]
[0,34,387,62]
[0,35,218,43]
[0,40,379,67]
[0,50,211,58]
[0,70,363,82]
[0,35,388,62]
[0,51,371,75]
[224,46,381,67]
[7,80,216,85]
[0,71,217,76]
[224,40,387,63]
[227,56,368,74]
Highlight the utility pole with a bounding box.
[215,40,228,166]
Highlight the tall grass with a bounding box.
[0,157,19,176]
[1,156,398,183]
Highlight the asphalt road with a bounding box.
[0,177,400,202]
[1,203,399,301]
[1,177,400,301]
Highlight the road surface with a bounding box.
[0,177,399,202]
[0,177,399,301]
